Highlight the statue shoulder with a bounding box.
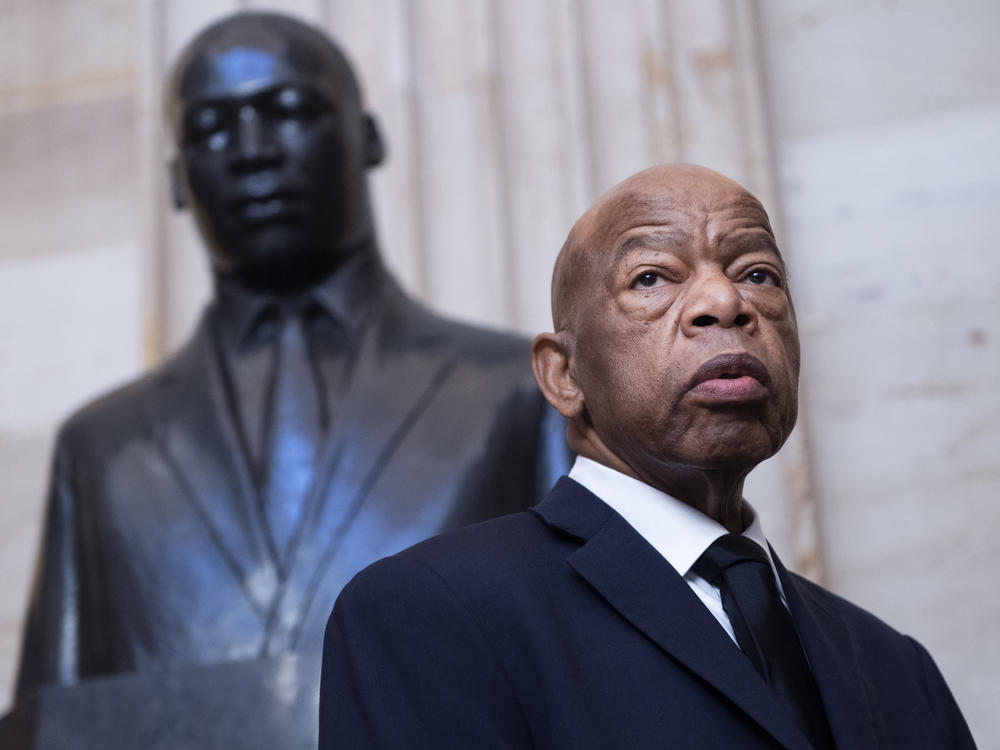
[388,292,533,367]
[57,326,208,449]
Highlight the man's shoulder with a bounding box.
[373,509,549,572]
[338,508,560,610]
[788,570,918,649]
[788,569,976,745]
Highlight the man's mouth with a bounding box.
[687,353,770,403]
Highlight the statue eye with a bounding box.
[194,106,221,133]
[273,87,325,118]
[276,87,306,112]
[183,105,231,148]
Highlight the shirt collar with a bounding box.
[567,456,777,582]
[212,252,386,349]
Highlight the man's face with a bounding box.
[569,168,800,480]
[171,28,375,290]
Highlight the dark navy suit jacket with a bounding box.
[321,477,976,749]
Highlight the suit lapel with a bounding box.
[775,556,882,750]
[151,317,277,617]
[263,290,457,650]
[536,479,814,750]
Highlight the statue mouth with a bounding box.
[232,190,309,225]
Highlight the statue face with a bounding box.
[566,166,801,479]
[169,19,382,291]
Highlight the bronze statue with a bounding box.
[15,11,567,699]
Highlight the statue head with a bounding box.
[165,11,386,292]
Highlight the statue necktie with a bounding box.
[693,534,834,750]
[263,309,321,567]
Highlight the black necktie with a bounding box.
[263,308,322,566]
[693,534,834,750]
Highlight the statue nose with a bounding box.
[229,105,281,170]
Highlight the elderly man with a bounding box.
[15,11,566,698]
[320,164,975,749]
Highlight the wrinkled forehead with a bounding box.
[170,16,358,111]
[552,166,780,330]
[585,177,774,253]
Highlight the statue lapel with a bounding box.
[151,316,279,619]
[261,293,457,652]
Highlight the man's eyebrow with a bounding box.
[713,225,784,261]
[614,229,689,263]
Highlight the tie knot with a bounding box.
[692,534,769,585]
[244,297,330,345]
[276,296,323,324]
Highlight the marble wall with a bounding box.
[0,1,996,745]
[0,0,146,714]
[759,1,1000,743]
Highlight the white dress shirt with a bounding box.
[568,456,786,645]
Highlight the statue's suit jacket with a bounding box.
[16,275,567,698]
[321,477,976,749]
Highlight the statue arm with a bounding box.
[534,401,572,501]
[14,432,82,701]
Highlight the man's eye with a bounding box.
[745,268,778,287]
[633,272,662,288]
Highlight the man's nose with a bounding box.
[229,105,281,171]
[680,270,757,336]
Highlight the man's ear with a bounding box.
[168,157,190,210]
[363,113,386,168]
[531,331,585,419]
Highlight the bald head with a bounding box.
[551,164,775,333]
[533,162,798,496]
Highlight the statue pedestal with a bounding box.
[0,654,320,749]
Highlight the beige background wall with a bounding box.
[760,3,1000,745]
[1,0,996,745]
